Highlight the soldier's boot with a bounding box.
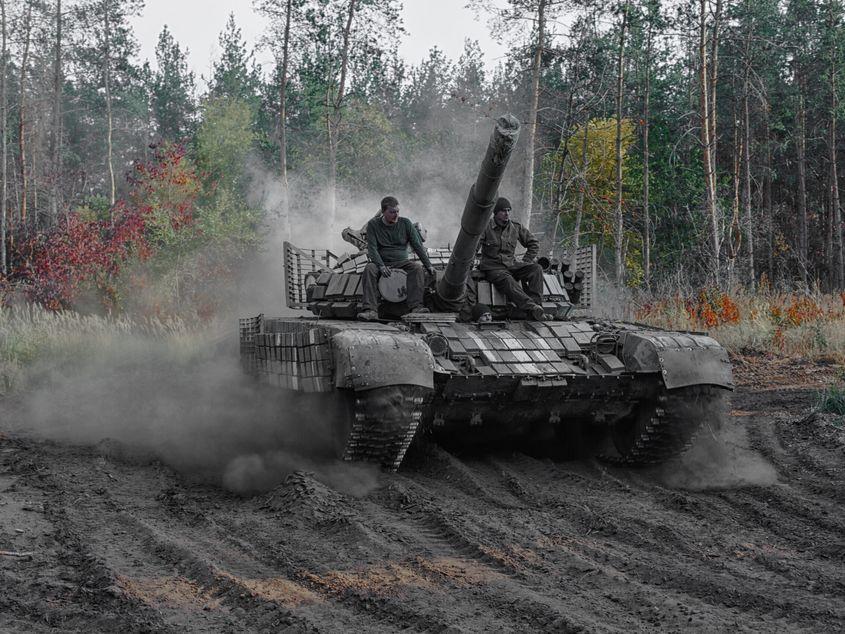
[528,304,547,321]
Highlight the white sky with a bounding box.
[131,0,510,83]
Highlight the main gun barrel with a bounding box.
[435,115,521,309]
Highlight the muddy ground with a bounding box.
[1,352,843,633]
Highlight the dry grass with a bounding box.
[632,290,845,361]
[0,305,210,396]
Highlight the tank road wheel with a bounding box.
[603,385,728,466]
[334,385,429,471]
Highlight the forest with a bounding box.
[2,6,845,628]
[0,0,844,325]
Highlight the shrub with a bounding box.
[632,289,845,360]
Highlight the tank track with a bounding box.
[343,386,427,471]
[600,385,724,467]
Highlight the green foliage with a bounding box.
[545,118,640,277]
[195,97,257,192]
[195,186,262,248]
[77,196,113,223]
[337,99,403,192]
[11,0,845,301]
[209,13,263,109]
[151,25,196,141]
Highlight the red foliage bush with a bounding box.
[6,144,200,312]
[684,290,741,328]
[14,204,149,310]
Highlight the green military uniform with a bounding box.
[478,213,544,314]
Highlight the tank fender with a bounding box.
[620,332,734,390]
[332,330,435,391]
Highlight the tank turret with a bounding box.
[287,114,543,320]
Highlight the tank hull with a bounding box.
[240,315,732,469]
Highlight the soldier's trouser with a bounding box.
[361,260,425,311]
[483,262,544,310]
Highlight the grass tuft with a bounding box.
[817,383,845,417]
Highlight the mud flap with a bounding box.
[621,332,733,390]
[332,330,435,391]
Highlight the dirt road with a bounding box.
[1,354,843,632]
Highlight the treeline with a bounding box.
[1,0,845,311]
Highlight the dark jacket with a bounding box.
[366,216,432,269]
[478,219,539,271]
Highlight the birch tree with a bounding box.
[826,0,844,288]
[299,0,402,230]
[698,0,722,283]
[18,0,32,227]
[73,0,144,211]
[254,0,306,241]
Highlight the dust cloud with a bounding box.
[6,115,510,497]
[11,335,378,495]
[246,114,515,260]
[661,410,777,490]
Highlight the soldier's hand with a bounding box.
[379,265,392,277]
[425,265,436,277]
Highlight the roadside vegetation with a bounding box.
[0,305,211,397]
[634,290,845,361]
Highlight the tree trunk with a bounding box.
[104,2,115,211]
[830,5,844,288]
[743,67,754,288]
[613,0,629,286]
[727,98,741,287]
[699,0,720,282]
[326,0,357,231]
[572,121,589,273]
[277,0,292,241]
[764,106,773,284]
[551,89,575,223]
[0,0,6,275]
[642,17,652,291]
[708,0,721,181]
[796,69,808,287]
[18,1,32,229]
[521,0,546,230]
[49,0,62,227]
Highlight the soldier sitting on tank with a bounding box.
[477,197,548,321]
[357,196,436,321]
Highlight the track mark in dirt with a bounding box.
[746,413,845,504]
[186,474,466,632]
[0,439,172,632]
[403,443,527,509]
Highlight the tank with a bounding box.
[239,115,733,470]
